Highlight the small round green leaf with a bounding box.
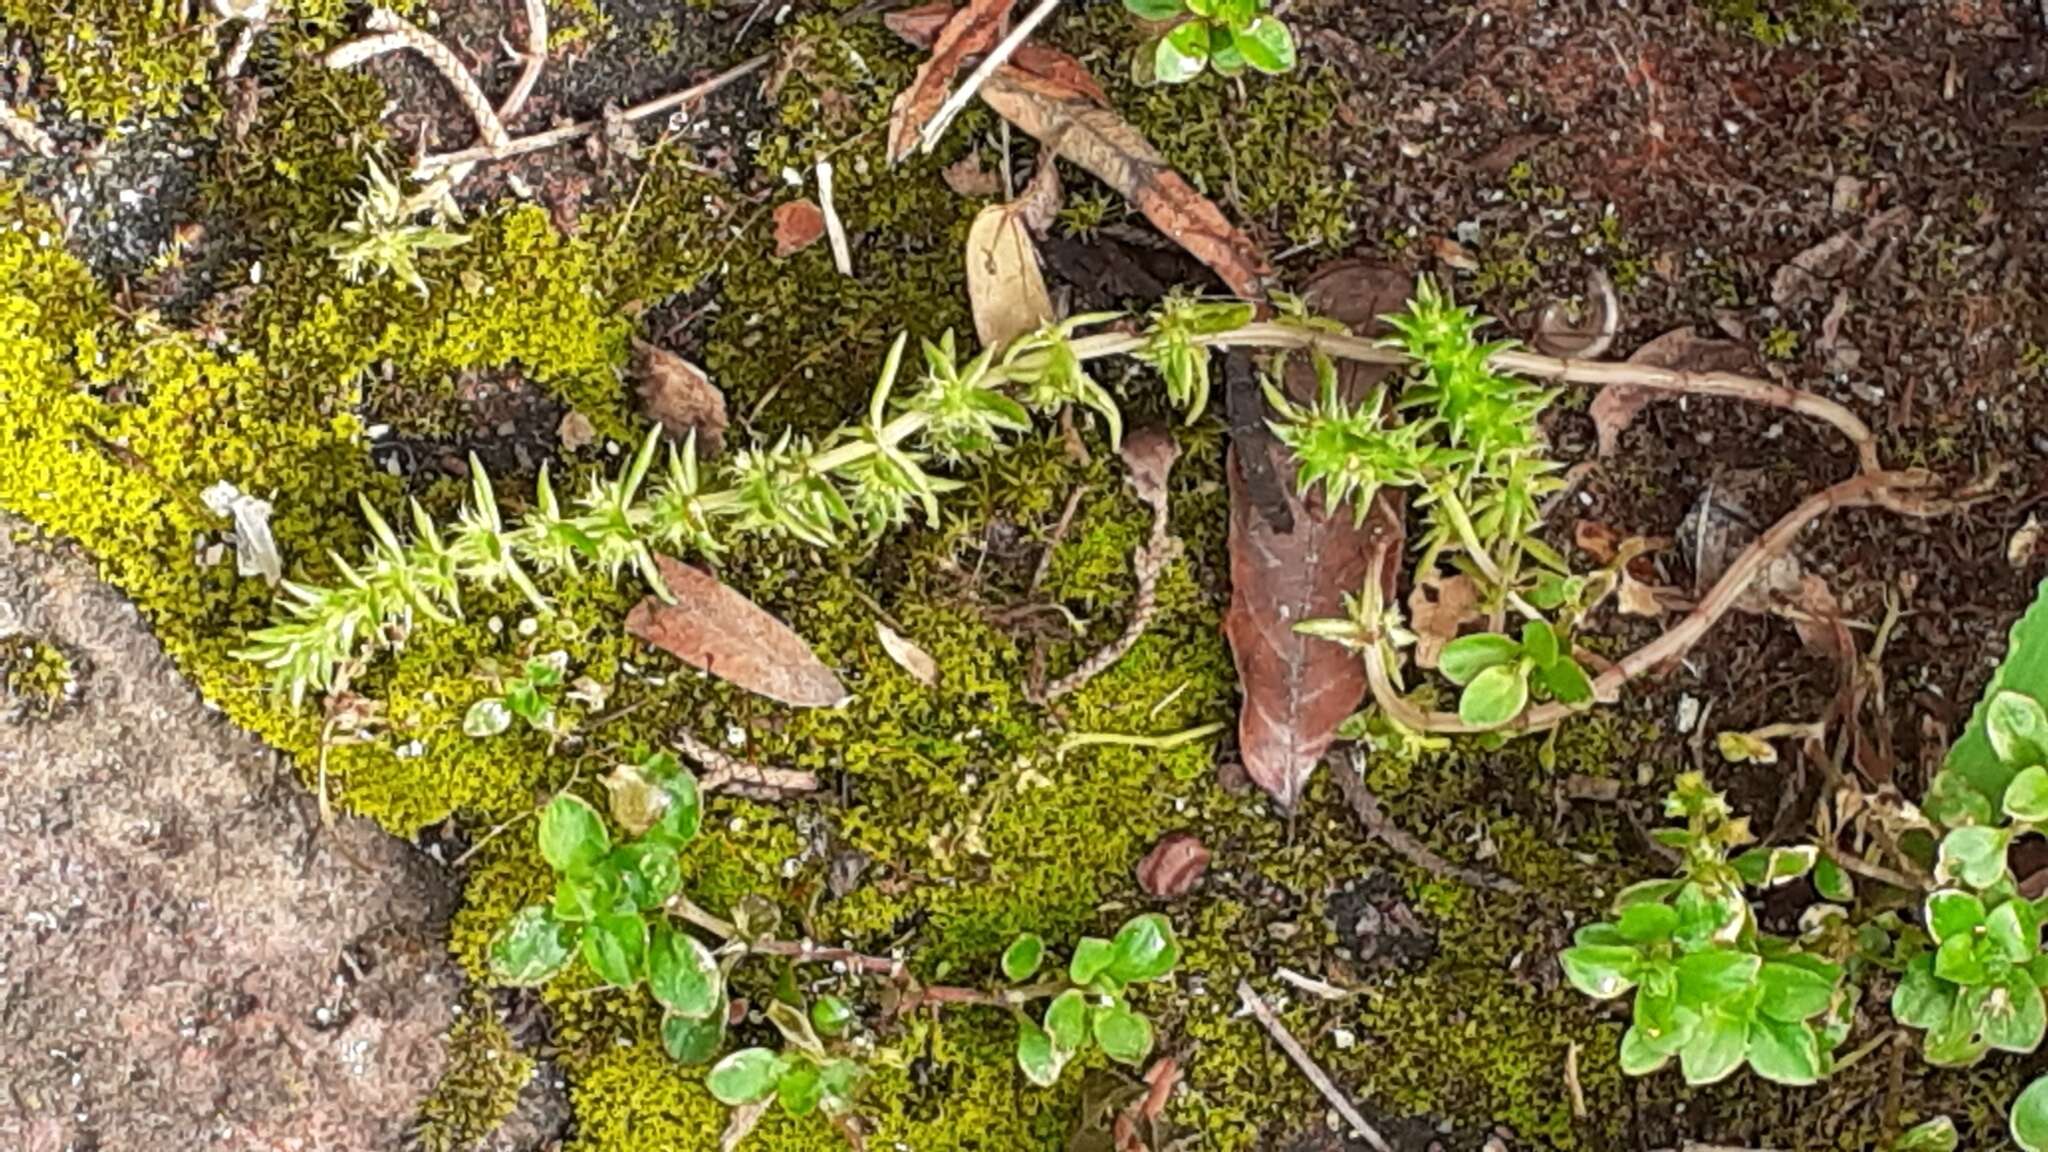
[1746,1016,1822,1086]
[2013,1075,2048,1151]
[1674,949,1761,1008]
[1938,826,2012,890]
[539,794,611,874]
[1069,937,1115,985]
[1541,656,1595,705]
[1985,970,2048,1053]
[1002,933,1046,982]
[662,1009,726,1065]
[1934,934,1991,987]
[646,768,703,850]
[811,995,855,1038]
[1232,14,1296,74]
[1989,691,2048,769]
[1107,913,1180,984]
[1458,663,1530,728]
[1016,1019,1065,1087]
[580,911,647,988]
[1678,1009,1749,1085]
[1812,856,1855,903]
[1207,23,1246,75]
[1438,633,1521,686]
[464,697,512,737]
[1123,0,1187,19]
[1519,619,1559,667]
[707,1048,785,1105]
[1045,989,1089,1054]
[1756,960,1838,1022]
[1617,1024,1672,1075]
[1154,21,1211,83]
[777,1061,825,1117]
[647,922,722,1018]
[1928,889,1989,945]
[1925,770,1997,828]
[1616,902,1678,944]
[612,843,681,910]
[488,905,576,987]
[1559,944,1640,1000]
[1894,1116,1958,1152]
[2008,766,2048,823]
[1093,1005,1154,1066]
[1990,898,2043,964]
[1892,954,1957,1030]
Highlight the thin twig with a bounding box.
[1333,751,1523,893]
[1237,980,1395,1152]
[1031,484,1176,704]
[815,158,853,276]
[364,8,510,147]
[1029,483,1089,594]
[414,53,771,173]
[674,730,820,800]
[324,30,408,69]
[500,0,549,124]
[918,0,1063,155]
[1055,720,1226,761]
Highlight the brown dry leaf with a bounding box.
[966,201,1056,349]
[1786,571,1850,659]
[886,4,1110,105]
[1120,425,1180,515]
[633,340,727,456]
[942,152,1004,197]
[1616,571,1666,617]
[886,0,1017,163]
[1573,519,1619,563]
[976,70,1269,299]
[2011,514,2043,569]
[626,556,851,708]
[1592,328,1760,456]
[1135,832,1210,898]
[557,410,596,451]
[1407,569,1478,670]
[1017,156,1063,235]
[1226,265,1411,808]
[875,622,940,686]
[773,199,826,256]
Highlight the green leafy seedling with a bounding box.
[1436,619,1594,728]
[1126,0,1297,84]
[464,652,570,737]
[1007,914,1181,1088]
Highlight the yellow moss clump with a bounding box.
[413,1001,537,1152]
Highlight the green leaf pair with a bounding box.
[1133,295,1255,423]
[1127,0,1296,84]
[463,652,569,737]
[706,1046,864,1119]
[1436,618,1593,728]
[1004,914,1180,1087]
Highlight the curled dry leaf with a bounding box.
[885,0,1017,163]
[1533,269,1619,359]
[1591,327,1760,457]
[1119,425,1180,516]
[1407,569,1478,670]
[886,3,1111,106]
[1573,519,1619,564]
[772,199,826,256]
[626,556,851,708]
[966,200,1056,349]
[976,69,1268,299]
[875,622,940,686]
[557,410,597,452]
[942,152,1005,197]
[1616,571,1667,617]
[1135,831,1210,898]
[633,339,727,457]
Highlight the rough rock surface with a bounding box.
[0,517,460,1152]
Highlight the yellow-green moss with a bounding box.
[413,1001,536,1152]
[0,633,76,715]
[1706,0,1859,44]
